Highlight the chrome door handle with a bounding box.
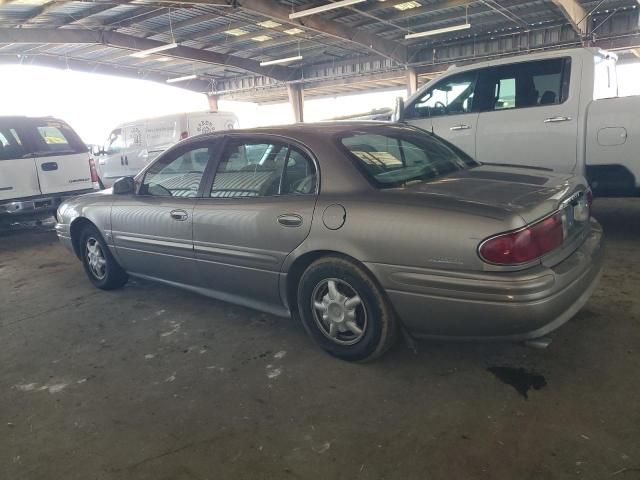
[450,124,471,131]
[170,209,188,221]
[544,116,571,123]
[277,214,303,227]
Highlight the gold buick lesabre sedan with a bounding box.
[55,122,604,361]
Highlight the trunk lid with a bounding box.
[395,164,587,224]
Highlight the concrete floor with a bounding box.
[1,199,639,480]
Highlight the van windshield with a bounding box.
[338,126,478,188]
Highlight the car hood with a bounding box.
[389,165,584,224]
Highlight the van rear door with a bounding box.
[0,121,40,201]
[29,119,94,194]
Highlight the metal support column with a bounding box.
[287,83,304,123]
[407,67,418,96]
[207,94,219,112]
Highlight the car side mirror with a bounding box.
[392,97,405,122]
[112,176,135,195]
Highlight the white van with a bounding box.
[0,116,97,223]
[94,111,238,187]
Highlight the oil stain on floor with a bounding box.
[487,366,547,399]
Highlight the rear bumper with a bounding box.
[0,189,95,218]
[366,220,604,341]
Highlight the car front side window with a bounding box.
[406,71,478,119]
[140,145,211,198]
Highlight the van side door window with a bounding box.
[105,129,124,155]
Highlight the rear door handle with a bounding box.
[450,124,471,131]
[125,156,128,165]
[544,116,571,123]
[120,156,124,165]
[277,214,303,227]
[40,162,58,171]
[170,209,189,221]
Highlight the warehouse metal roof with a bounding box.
[0,0,638,101]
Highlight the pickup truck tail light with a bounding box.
[479,212,564,265]
[88,158,99,183]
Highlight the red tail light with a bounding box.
[180,131,189,140]
[479,212,564,265]
[88,158,99,183]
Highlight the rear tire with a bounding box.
[79,225,128,290]
[297,256,397,362]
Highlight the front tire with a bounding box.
[297,256,397,362]
[80,225,128,290]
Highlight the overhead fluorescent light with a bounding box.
[166,74,198,84]
[405,23,471,39]
[130,42,178,58]
[260,55,303,66]
[257,20,281,28]
[283,27,304,35]
[289,0,366,19]
[225,28,248,36]
[394,1,421,11]
[251,35,272,42]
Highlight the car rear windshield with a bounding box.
[31,120,86,156]
[338,126,477,188]
[0,118,86,159]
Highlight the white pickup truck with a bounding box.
[397,47,640,196]
[0,116,97,224]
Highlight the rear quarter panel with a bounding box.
[285,192,525,274]
[586,95,640,189]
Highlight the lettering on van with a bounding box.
[147,124,176,142]
[69,178,90,184]
[197,120,215,134]
[130,127,143,145]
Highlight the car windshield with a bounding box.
[338,126,478,188]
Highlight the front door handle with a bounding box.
[170,209,189,221]
[277,214,303,227]
[450,124,471,131]
[544,116,571,123]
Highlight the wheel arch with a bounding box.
[69,217,98,259]
[285,249,389,317]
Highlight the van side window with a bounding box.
[405,71,478,119]
[477,58,570,111]
[105,129,124,155]
[0,127,26,160]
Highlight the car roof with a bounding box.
[186,120,413,141]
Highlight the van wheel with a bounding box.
[297,256,397,362]
[80,225,128,290]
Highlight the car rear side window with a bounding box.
[475,58,570,111]
[0,127,26,160]
[209,140,316,198]
[339,128,476,188]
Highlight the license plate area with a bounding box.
[561,191,589,239]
